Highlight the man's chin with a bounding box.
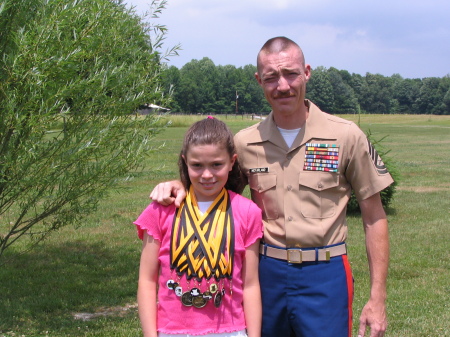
[273,103,296,113]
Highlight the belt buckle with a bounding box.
[287,249,302,264]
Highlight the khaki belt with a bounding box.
[259,243,347,263]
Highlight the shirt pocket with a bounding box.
[299,172,339,219]
[248,173,278,220]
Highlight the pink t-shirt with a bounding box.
[134,191,263,335]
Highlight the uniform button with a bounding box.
[288,216,293,221]
[318,183,323,189]
[287,185,292,191]
[257,185,262,191]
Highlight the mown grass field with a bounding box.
[1,114,449,336]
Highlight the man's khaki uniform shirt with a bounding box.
[234,100,394,248]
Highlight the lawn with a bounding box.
[1,114,449,336]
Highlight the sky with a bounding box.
[126,0,450,79]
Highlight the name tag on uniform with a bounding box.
[249,167,269,173]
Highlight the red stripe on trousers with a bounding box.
[341,254,354,337]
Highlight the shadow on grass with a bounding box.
[0,240,139,334]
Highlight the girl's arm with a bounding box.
[137,232,160,337]
[242,240,262,337]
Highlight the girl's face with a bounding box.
[183,143,236,202]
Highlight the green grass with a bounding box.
[1,114,449,336]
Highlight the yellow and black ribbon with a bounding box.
[170,186,234,281]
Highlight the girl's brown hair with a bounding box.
[178,117,245,194]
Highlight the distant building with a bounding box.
[138,103,171,115]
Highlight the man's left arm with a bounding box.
[357,192,389,337]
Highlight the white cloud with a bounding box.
[126,0,450,78]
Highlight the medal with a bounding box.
[181,292,193,306]
[192,295,207,308]
[175,286,183,297]
[202,291,213,300]
[190,288,201,297]
[214,291,222,308]
[209,283,218,294]
[168,189,235,310]
[166,279,178,290]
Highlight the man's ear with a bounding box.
[255,72,263,86]
[304,64,312,82]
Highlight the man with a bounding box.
[151,37,393,337]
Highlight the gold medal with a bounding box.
[181,292,193,306]
[192,295,207,308]
[209,283,218,294]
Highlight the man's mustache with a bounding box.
[274,92,295,99]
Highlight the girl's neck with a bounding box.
[197,200,213,214]
[190,188,225,203]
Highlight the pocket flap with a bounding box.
[299,171,339,191]
[249,173,277,193]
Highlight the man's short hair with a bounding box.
[257,36,304,73]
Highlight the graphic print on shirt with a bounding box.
[303,143,340,173]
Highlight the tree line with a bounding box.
[161,57,450,115]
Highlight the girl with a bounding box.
[135,117,263,337]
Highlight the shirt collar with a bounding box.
[246,100,337,148]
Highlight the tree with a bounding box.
[161,65,181,111]
[440,76,450,115]
[306,66,335,112]
[415,77,449,115]
[392,77,422,114]
[327,67,358,113]
[216,64,241,113]
[347,131,398,213]
[176,58,214,113]
[443,87,450,114]
[0,0,179,259]
[362,73,395,114]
